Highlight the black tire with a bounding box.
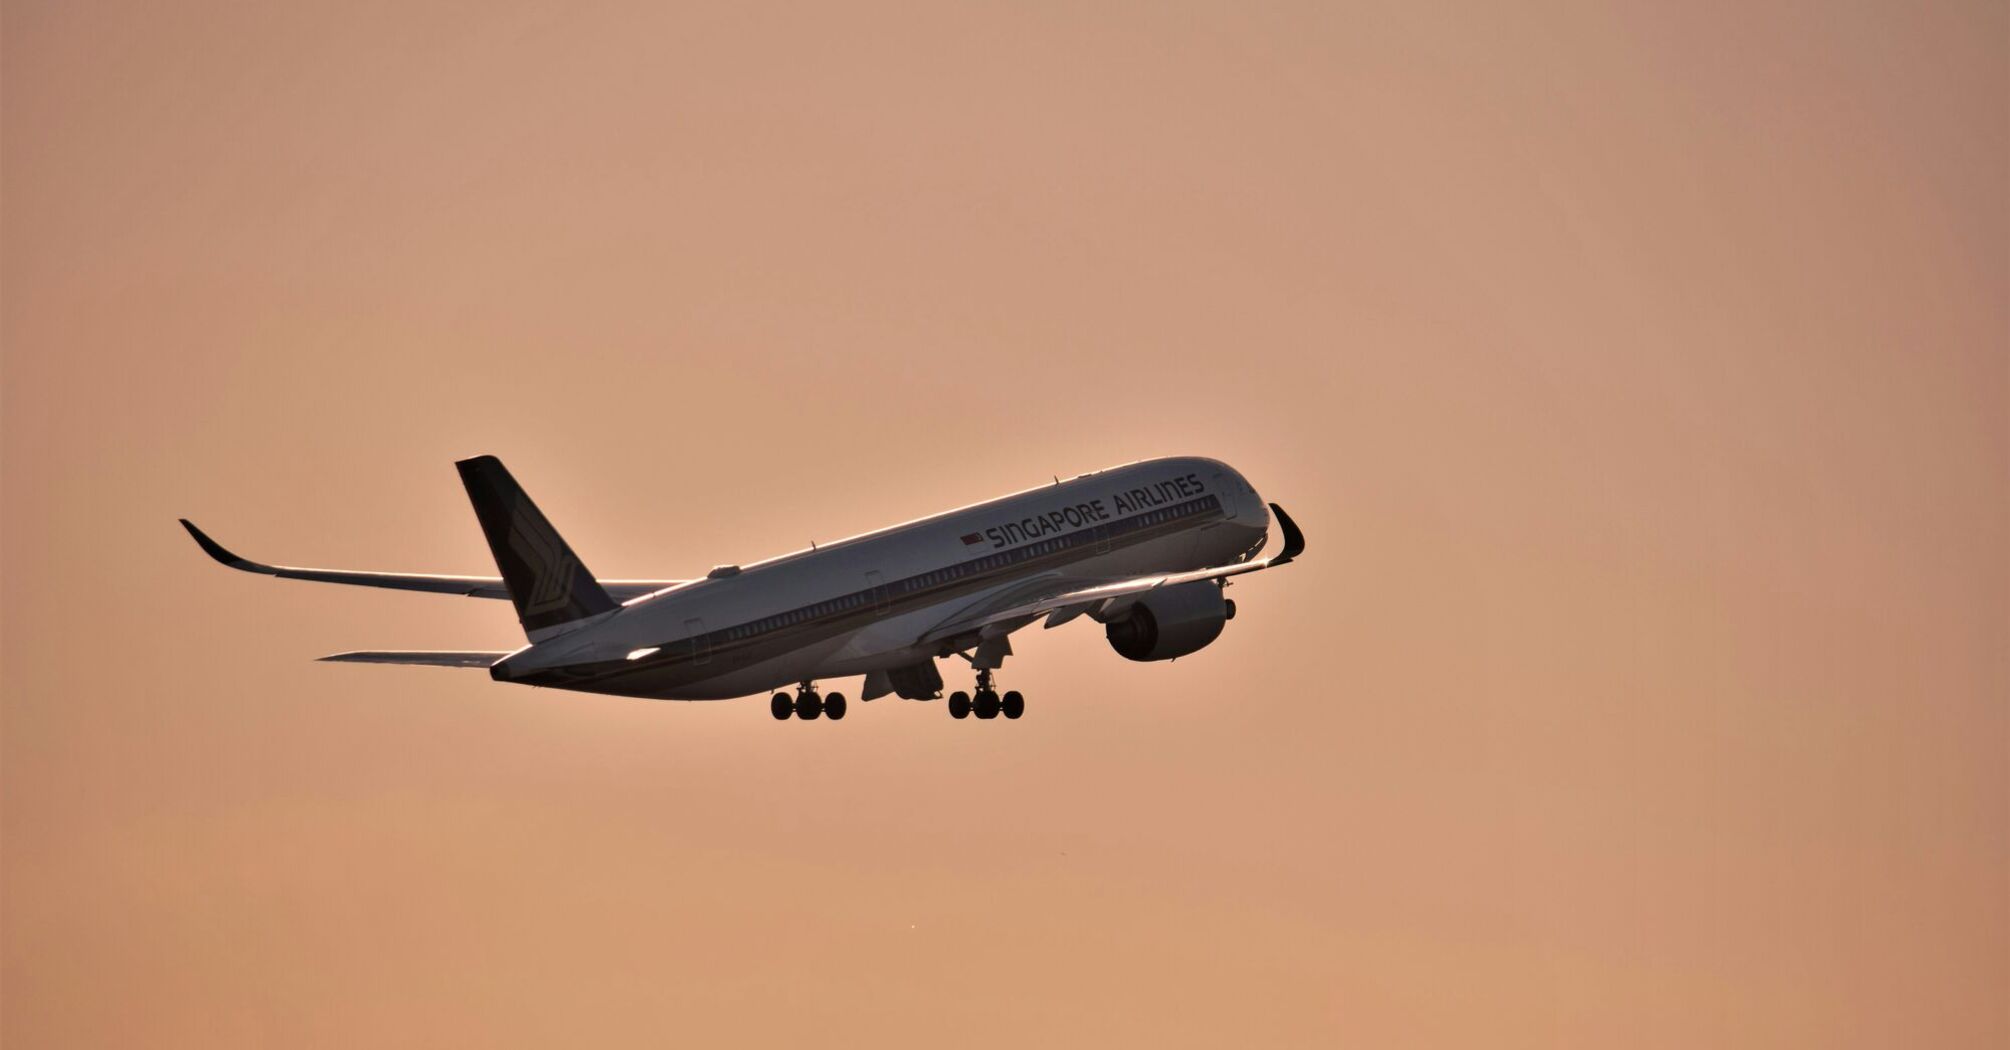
[1001,690,1024,719]
[795,691,823,720]
[948,691,971,719]
[824,692,847,720]
[974,689,1000,719]
[770,693,792,720]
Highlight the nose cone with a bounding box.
[1240,483,1272,530]
[1208,464,1272,560]
[1239,498,1274,560]
[1207,463,1266,525]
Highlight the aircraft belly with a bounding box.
[670,635,852,699]
[571,588,1013,700]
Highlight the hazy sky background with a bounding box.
[4,1,2004,1046]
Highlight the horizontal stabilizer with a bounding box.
[318,650,510,668]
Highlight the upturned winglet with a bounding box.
[180,519,274,574]
[1266,503,1305,568]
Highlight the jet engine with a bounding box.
[1104,581,1229,662]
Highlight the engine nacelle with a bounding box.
[1104,581,1228,662]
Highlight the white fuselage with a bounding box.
[490,456,1271,699]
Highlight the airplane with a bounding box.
[180,455,1303,721]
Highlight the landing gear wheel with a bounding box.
[770,693,792,720]
[948,691,971,719]
[824,692,847,720]
[1001,690,1024,719]
[794,691,823,720]
[974,690,1001,719]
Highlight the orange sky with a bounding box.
[3,2,2004,1046]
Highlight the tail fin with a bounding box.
[455,456,617,639]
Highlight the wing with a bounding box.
[918,502,1306,646]
[179,520,686,604]
[318,650,511,668]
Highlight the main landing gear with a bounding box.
[947,667,1024,722]
[772,682,846,722]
